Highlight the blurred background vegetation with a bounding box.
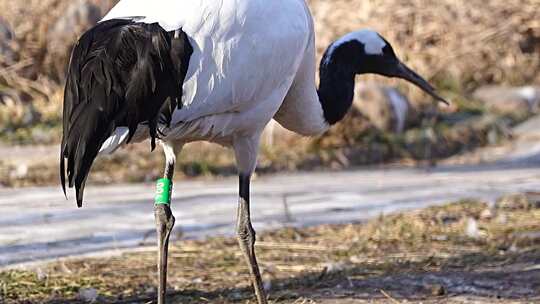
[0,0,539,186]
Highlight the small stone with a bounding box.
[496,194,530,210]
[353,83,414,134]
[9,164,28,179]
[432,234,448,242]
[428,284,446,296]
[466,218,480,239]
[263,280,272,291]
[322,262,346,273]
[78,288,98,303]
[473,86,540,116]
[496,213,508,225]
[480,208,494,220]
[35,268,47,281]
[349,255,364,263]
[509,243,519,253]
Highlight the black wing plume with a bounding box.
[60,19,193,207]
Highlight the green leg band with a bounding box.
[155,178,172,205]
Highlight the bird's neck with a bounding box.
[317,63,356,125]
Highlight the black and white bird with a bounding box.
[60,0,448,303]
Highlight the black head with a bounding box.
[321,30,448,105]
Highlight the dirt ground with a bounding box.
[1,196,540,303]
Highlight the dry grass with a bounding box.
[2,196,540,303]
[310,0,540,96]
[0,0,115,130]
[0,0,539,185]
[0,0,538,129]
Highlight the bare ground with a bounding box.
[2,197,540,303]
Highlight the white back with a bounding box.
[101,0,314,145]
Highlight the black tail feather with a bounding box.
[60,19,193,207]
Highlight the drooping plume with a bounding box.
[60,19,193,207]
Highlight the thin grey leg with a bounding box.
[236,174,268,304]
[155,203,174,304]
[155,142,177,304]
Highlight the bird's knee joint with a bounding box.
[236,224,256,243]
[154,205,175,231]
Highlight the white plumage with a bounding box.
[102,0,323,157]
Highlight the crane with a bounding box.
[60,0,448,303]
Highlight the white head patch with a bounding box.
[324,30,387,65]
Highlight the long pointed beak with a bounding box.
[393,62,449,105]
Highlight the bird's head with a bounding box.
[321,29,448,105]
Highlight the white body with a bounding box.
[101,0,329,168]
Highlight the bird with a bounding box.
[60,0,448,303]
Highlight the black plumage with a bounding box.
[60,18,193,207]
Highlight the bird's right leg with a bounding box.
[154,142,180,304]
[236,173,267,304]
[233,135,268,304]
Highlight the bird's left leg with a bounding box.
[233,135,268,304]
[154,141,181,304]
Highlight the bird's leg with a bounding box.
[155,203,174,304]
[236,174,268,304]
[154,142,177,304]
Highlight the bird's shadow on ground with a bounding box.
[38,248,540,303]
